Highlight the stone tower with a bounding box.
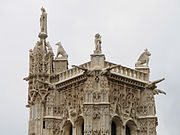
[24,9,166,135]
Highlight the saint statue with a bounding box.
[40,7,47,34]
[94,33,102,54]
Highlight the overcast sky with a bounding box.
[0,0,179,135]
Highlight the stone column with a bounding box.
[83,72,110,135]
[90,53,105,70]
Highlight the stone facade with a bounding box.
[24,9,165,135]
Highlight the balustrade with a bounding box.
[56,61,148,83]
[105,62,148,82]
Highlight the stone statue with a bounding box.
[55,42,68,59]
[94,33,102,54]
[40,7,47,34]
[135,49,151,67]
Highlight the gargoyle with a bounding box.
[153,89,166,95]
[146,78,166,95]
[23,76,29,81]
[72,65,92,76]
[36,79,56,89]
[99,65,120,75]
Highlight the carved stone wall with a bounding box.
[108,80,140,121]
[26,61,159,135]
[25,8,164,135]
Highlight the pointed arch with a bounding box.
[125,119,138,135]
[63,120,73,135]
[75,116,84,135]
[111,115,123,135]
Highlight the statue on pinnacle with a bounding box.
[135,49,151,67]
[39,7,47,38]
[94,33,102,54]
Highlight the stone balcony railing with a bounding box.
[57,62,91,82]
[105,61,148,82]
[56,61,148,83]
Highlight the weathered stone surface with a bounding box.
[24,8,165,135]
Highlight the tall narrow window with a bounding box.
[70,124,73,135]
[111,121,116,135]
[126,125,131,135]
[81,122,84,135]
[43,121,45,129]
[76,117,84,135]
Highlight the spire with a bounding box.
[38,7,48,39]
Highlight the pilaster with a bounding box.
[90,54,105,70]
[53,58,68,73]
[135,67,150,82]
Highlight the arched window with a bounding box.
[64,121,73,135]
[75,117,84,135]
[125,120,137,135]
[111,116,123,135]
[111,121,116,135]
[81,122,84,135]
[70,124,73,135]
[126,125,131,135]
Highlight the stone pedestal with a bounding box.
[90,53,105,70]
[135,67,150,81]
[53,58,68,73]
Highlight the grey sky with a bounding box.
[0,0,179,134]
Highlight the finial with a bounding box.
[94,33,102,54]
[38,7,48,39]
[135,49,151,67]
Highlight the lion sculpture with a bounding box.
[135,49,151,67]
[55,42,68,59]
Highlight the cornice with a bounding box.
[108,73,147,89]
[55,74,87,91]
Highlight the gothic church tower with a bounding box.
[24,8,165,135]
